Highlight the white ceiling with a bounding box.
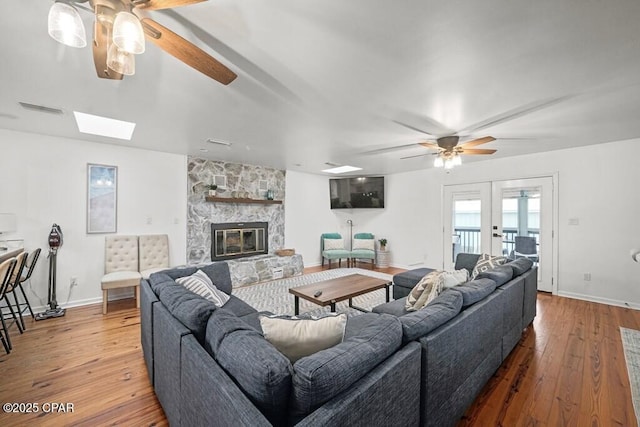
[3,0,640,175]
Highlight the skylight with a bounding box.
[322,165,363,174]
[73,111,136,140]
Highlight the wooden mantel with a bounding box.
[205,196,282,205]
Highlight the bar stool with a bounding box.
[17,248,41,321]
[0,257,17,354]
[3,251,27,332]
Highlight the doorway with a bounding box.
[443,176,556,293]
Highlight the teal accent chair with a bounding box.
[321,233,351,268]
[351,233,375,270]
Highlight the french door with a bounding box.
[443,177,555,293]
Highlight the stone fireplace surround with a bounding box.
[187,158,302,286]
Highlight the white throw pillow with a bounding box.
[260,313,347,362]
[176,269,230,307]
[352,238,375,251]
[442,269,469,288]
[323,238,345,250]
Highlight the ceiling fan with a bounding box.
[404,135,497,166]
[48,0,237,84]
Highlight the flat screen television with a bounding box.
[330,176,385,209]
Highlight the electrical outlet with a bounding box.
[584,273,591,281]
[70,277,78,287]
[146,216,152,225]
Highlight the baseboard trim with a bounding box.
[557,291,640,310]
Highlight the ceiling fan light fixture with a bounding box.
[107,43,135,75]
[48,1,87,48]
[453,154,462,166]
[112,11,145,54]
[433,156,444,168]
[444,158,455,169]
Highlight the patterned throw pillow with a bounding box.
[176,269,230,307]
[352,238,374,251]
[471,254,508,279]
[405,271,444,311]
[323,238,345,250]
[260,313,347,362]
[442,269,469,288]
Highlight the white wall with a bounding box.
[285,138,640,308]
[0,129,187,310]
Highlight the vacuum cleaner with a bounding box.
[35,223,66,320]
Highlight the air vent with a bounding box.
[19,102,63,115]
[206,138,232,147]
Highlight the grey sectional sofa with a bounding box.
[140,253,537,427]
[372,253,538,427]
[140,262,421,427]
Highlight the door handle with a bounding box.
[493,233,503,238]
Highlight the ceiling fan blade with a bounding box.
[460,95,573,134]
[459,148,497,155]
[418,141,439,149]
[92,20,123,80]
[361,143,422,155]
[458,136,496,149]
[133,0,206,11]
[400,153,431,160]
[141,18,237,85]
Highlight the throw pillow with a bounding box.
[471,253,508,279]
[441,269,469,288]
[405,271,444,311]
[260,313,347,363]
[176,269,230,307]
[323,238,344,250]
[352,238,374,251]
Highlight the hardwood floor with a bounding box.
[0,269,638,426]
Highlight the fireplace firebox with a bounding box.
[211,222,268,261]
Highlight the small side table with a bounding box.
[377,250,390,268]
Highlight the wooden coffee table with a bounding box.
[289,274,391,315]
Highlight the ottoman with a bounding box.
[392,268,434,299]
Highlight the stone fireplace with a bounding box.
[211,222,268,261]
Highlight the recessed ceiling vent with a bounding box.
[19,102,63,115]
[206,138,233,147]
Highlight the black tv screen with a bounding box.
[330,176,385,209]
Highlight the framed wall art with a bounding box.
[87,163,118,234]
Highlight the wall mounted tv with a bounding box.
[330,176,385,209]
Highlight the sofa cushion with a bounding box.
[406,271,443,311]
[289,313,402,423]
[156,282,216,343]
[204,309,292,426]
[471,253,508,279]
[399,289,463,342]
[260,313,347,362]
[372,297,410,317]
[475,264,514,287]
[238,311,273,332]
[223,295,258,317]
[199,262,233,295]
[454,253,481,275]
[175,269,230,307]
[508,257,534,276]
[152,262,233,296]
[454,278,498,307]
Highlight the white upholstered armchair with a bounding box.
[101,235,142,314]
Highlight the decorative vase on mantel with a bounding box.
[206,184,217,197]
